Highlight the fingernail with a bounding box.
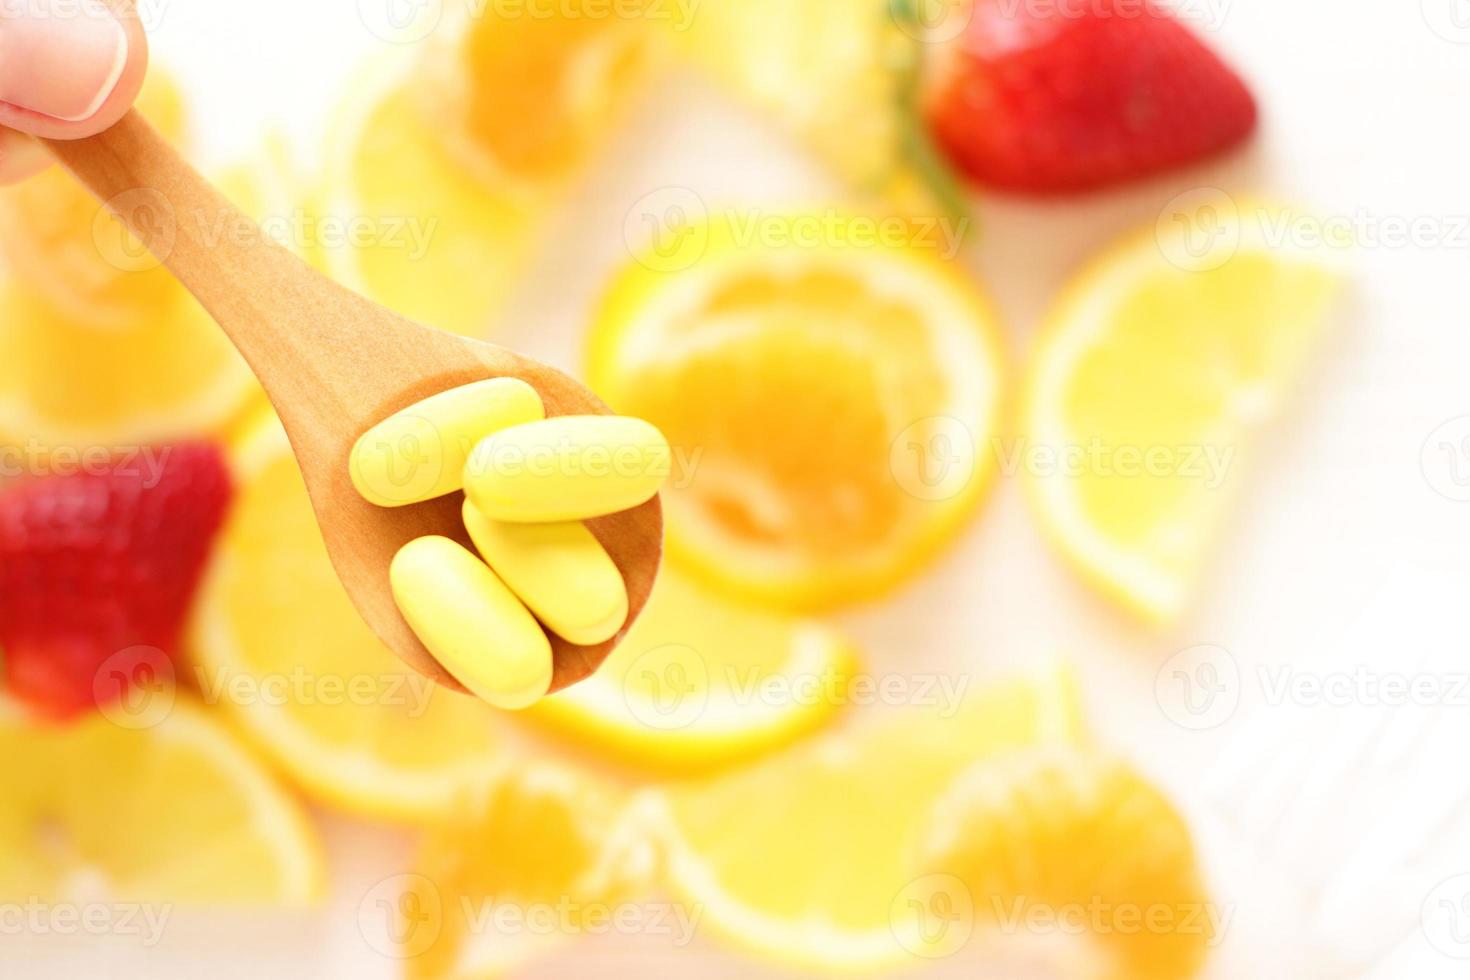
[0,0,129,122]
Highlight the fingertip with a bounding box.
[0,0,149,141]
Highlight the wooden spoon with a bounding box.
[44,110,662,695]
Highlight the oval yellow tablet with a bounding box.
[389,536,553,710]
[462,500,629,647]
[350,378,544,508]
[464,416,671,522]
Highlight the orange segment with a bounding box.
[589,213,1005,610]
[923,751,1215,980]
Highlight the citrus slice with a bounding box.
[1022,201,1344,622]
[189,411,506,823]
[922,750,1214,980]
[589,212,1005,611]
[653,667,1084,971]
[670,0,963,219]
[0,697,323,904]
[0,86,273,448]
[0,72,186,329]
[399,763,650,978]
[318,8,659,337]
[525,569,858,775]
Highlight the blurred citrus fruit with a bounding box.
[526,569,857,775]
[1022,202,1343,622]
[402,763,649,977]
[652,667,1083,971]
[0,72,186,329]
[923,750,1214,980]
[0,88,287,448]
[189,411,505,823]
[0,697,323,903]
[671,0,961,218]
[0,76,286,449]
[319,7,659,336]
[590,212,1005,611]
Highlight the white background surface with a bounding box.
[13,0,1470,976]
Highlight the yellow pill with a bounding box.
[389,536,553,710]
[462,500,629,647]
[464,416,671,522]
[350,378,544,508]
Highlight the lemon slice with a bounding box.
[318,9,659,337]
[0,81,275,448]
[653,667,1083,971]
[0,697,323,903]
[0,72,186,329]
[589,212,1005,611]
[400,763,650,977]
[189,412,506,823]
[922,750,1213,980]
[525,570,858,775]
[1023,202,1344,622]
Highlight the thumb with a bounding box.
[0,0,148,140]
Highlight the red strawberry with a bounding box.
[0,442,232,719]
[921,0,1258,193]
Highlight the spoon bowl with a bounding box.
[46,110,662,694]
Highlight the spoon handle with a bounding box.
[43,110,398,433]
